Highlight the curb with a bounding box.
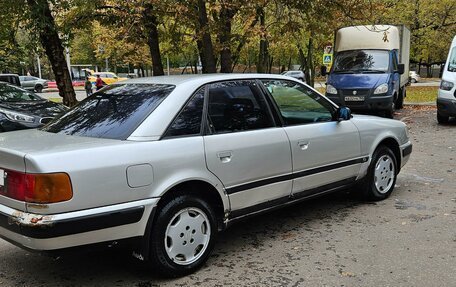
[404,102,436,106]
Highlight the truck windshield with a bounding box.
[332,50,389,73]
[448,47,456,72]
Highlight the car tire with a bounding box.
[35,85,43,93]
[148,194,217,277]
[384,102,395,118]
[437,112,449,124]
[356,146,398,201]
[395,88,405,110]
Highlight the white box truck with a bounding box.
[323,25,411,118]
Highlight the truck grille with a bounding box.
[340,89,370,97]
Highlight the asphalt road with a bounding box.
[0,106,455,287]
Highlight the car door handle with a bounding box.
[297,141,309,150]
[217,151,232,163]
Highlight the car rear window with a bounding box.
[41,84,174,140]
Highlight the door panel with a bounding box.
[203,80,292,213]
[285,121,361,194]
[260,79,361,196]
[204,128,292,211]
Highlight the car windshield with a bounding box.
[448,47,456,72]
[41,84,174,140]
[333,50,389,73]
[0,84,44,102]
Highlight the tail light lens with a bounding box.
[0,170,72,203]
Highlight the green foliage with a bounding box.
[1,0,455,77]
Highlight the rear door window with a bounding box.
[42,84,174,140]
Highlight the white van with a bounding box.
[437,36,456,123]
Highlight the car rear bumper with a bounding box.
[0,198,158,251]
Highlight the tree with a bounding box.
[25,0,77,106]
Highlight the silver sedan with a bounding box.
[0,74,412,277]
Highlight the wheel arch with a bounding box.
[157,179,227,231]
[376,137,401,172]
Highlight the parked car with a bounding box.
[0,74,412,277]
[0,74,21,87]
[0,82,67,132]
[409,71,421,83]
[281,70,306,82]
[437,35,456,124]
[88,72,127,85]
[19,76,49,93]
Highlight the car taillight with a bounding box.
[0,170,72,203]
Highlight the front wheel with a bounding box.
[148,194,217,277]
[437,112,449,124]
[356,146,398,201]
[395,88,405,110]
[384,102,395,118]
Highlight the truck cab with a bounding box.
[324,25,410,118]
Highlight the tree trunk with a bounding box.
[257,7,269,73]
[305,34,314,87]
[196,0,216,73]
[143,3,164,76]
[218,5,237,73]
[26,0,77,107]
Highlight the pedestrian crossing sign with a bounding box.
[323,54,333,65]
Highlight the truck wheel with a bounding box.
[437,112,449,124]
[355,145,398,201]
[395,89,405,110]
[384,102,395,118]
[148,194,217,277]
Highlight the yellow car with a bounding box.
[88,72,127,86]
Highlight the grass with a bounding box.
[404,86,438,103]
[315,86,438,103]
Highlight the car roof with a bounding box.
[121,73,297,86]
[0,74,20,76]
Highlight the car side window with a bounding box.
[261,80,334,125]
[164,87,205,138]
[207,81,274,134]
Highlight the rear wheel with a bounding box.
[148,194,217,277]
[356,145,397,201]
[437,112,449,124]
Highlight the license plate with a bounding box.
[345,96,365,101]
[0,169,4,186]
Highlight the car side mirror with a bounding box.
[335,106,352,121]
[397,64,405,75]
[320,66,327,76]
